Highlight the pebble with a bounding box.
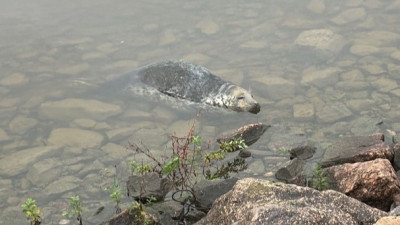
[47,128,104,148]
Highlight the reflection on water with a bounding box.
[1,0,400,224]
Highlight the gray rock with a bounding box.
[330,7,366,25]
[217,123,270,147]
[8,115,38,134]
[295,29,345,55]
[127,172,173,202]
[289,145,316,160]
[194,177,238,212]
[275,158,306,185]
[0,146,59,177]
[321,133,393,168]
[39,98,121,121]
[393,144,400,171]
[195,178,387,225]
[47,128,104,148]
[293,103,314,121]
[317,102,352,123]
[301,67,340,88]
[26,158,63,186]
[44,176,82,195]
[251,76,295,100]
[0,128,10,142]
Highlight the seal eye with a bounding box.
[237,96,245,100]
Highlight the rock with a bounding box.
[321,133,393,167]
[194,178,387,225]
[0,146,59,177]
[373,216,400,225]
[0,73,28,86]
[26,158,63,186]
[0,128,10,142]
[392,144,400,171]
[102,60,139,71]
[289,145,316,160]
[106,127,136,141]
[238,149,251,158]
[8,115,38,134]
[350,44,379,56]
[317,102,352,123]
[330,7,366,25]
[247,159,265,175]
[325,159,400,211]
[307,0,325,13]
[217,123,270,147]
[374,78,398,93]
[43,176,82,195]
[252,76,295,100]
[295,29,345,54]
[100,208,157,225]
[196,19,219,35]
[47,128,104,148]
[56,63,90,75]
[240,40,268,49]
[159,29,180,46]
[194,177,238,212]
[101,143,131,159]
[293,103,314,121]
[275,158,306,186]
[39,98,121,121]
[127,172,173,202]
[267,133,309,153]
[301,66,340,88]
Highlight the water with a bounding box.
[1,0,400,224]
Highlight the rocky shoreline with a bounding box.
[100,132,400,225]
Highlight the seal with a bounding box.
[132,60,261,114]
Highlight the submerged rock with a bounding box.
[321,133,393,167]
[39,98,121,121]
[217,123,270,146]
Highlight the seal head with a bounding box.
[203,83,260,114]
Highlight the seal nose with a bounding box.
[249,103,260,114]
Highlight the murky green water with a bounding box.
[1,0,400,224]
